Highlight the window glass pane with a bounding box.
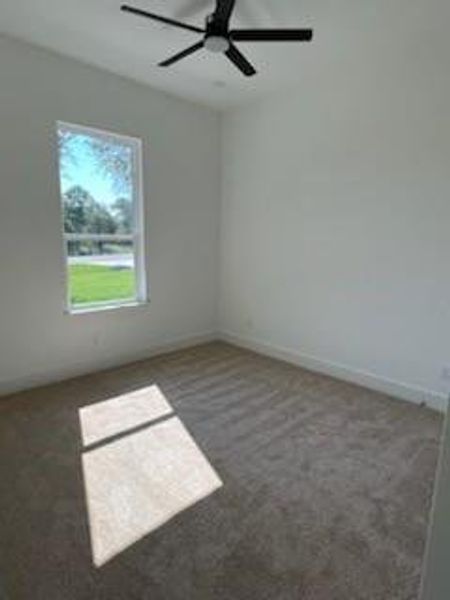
[67,240,136,307]
[58,127,134,236]
[57,122,145,311]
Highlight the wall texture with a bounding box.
[219,3,450,410]
[0,35,221,395]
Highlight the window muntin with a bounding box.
[57,122,146,312]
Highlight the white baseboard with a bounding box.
[0,331,217,398]
[220,331,448,413]
[3,328,447,414]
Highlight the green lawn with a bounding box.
[69,264,135,306]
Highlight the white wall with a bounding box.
[2,2,450,409]
[219,2,450,409]
[0,35,221,395]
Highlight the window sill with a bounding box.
[65,300,149,316]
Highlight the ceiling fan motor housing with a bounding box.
[204,13,230,53]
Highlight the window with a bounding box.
[57,122,146,312]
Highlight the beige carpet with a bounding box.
[0,342,442,600]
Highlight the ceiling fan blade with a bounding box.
[121,5,205,34]
[225,44,256,77]
[159,41,204,67]
[214,0,236,25]
[230,29,313,42]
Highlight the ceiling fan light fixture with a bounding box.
[204,35,230,53]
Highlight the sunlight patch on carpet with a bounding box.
[79,386,222,567]
[79,385,173,446]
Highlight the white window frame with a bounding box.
[57,121,147,314]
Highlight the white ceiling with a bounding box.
[0,0,444,110]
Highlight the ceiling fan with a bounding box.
[121,0,313,77]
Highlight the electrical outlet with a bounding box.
[441,366,450,381]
